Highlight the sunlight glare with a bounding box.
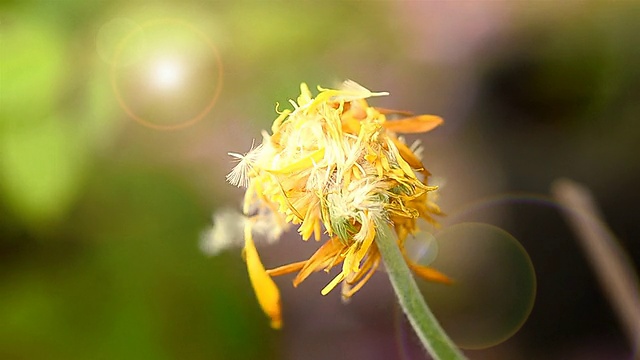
[152,58,183,89]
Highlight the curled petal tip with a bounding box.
[270,318,282,330]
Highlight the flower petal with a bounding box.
[293,237,344,287]
[267,260,307,277]
[408,261,453,285]
[383,115,443,134]
[321,271,346,296]
[265,148,325,174]
[244,222,282,329]
[342,255,380,299]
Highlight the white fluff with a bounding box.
[200,209,246,256]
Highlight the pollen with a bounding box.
[225,80,449,328]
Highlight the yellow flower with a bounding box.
[226,80,450,328]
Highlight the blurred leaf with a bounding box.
[0,115,87,228]
[80,61,123,149]
[0,271,62,358]
[0,14,88,229]
[71,166,277,359]
[0,15,65,125]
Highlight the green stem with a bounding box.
[375,222,466,360]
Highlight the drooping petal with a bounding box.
[293,237,345,287]
[244,222,282,329]
[321,271,347,296]
[352,214,377,265]
[342,255,380,299]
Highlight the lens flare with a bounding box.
[110,18,223,131]
[397,222,536,353]
[430,223,536,349]
[396,192,638,356]
[151,58,183,89]
[404,220,439,266]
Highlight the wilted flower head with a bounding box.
[208,80,450,329]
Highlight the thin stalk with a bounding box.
[375,222,466,360]
[552,179,640,351]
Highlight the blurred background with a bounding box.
[1,1,639,359]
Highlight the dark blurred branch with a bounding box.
[552,179,640,352]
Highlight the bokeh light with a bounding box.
[404,220,439,267]
[110,18,222,130]
[151,58,183,90]
[399,222,536,352]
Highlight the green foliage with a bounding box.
[0,16,65,123]
[0,115,87,228]
[0,167,278,359]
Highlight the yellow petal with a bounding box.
[380,152,390,172]
[307,90,339,113]
[298,206,318,241]
[321,271,346,296]
[374,107,414,116]
[364,152,377,164]
[383,115,443,134]
[407,261,453,285]
[391,137,429,176]
[341,245,361,274]
[276,183,304,221]
[266,148,325,174]
[387,140,417,179]
[267,260,307,277]
[297,83,312,106]
[244,222,282,329]
[341,116,361,135]
[271,108,291,134]
[293,237,343,287]
[343,256,380,299]
[353,216,376,265]
[313,216,322,241]
[355,230,376,265]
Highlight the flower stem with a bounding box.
[375,222,466,360]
